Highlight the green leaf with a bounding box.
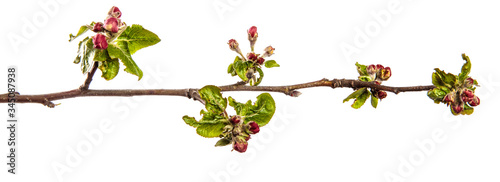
[228,96,252,116]
[199,85,227,114]
[69,24,92,42]
[199,110,226,123]
[243,93,276,126]
[343,87,368,103]
[229,93,276,127]
[458,53,471,82]
[432,72,445,87]
[183,116,200,128]
[73,37,95,74]
[355,62,368,76]
[370,94,378,108]
[74,55,81,64]
[351,89,370,109]
[107,43,144,80]
[196,122,226,138]
[116,24,161,55]
[433,68,456,89]
[93,49,111,62]
[227,63,236,76]
[215,138,232,147]
[254,67,264,86]
[359,76,372,82]
[98,58,120,80]
[264,60,280,68]
[182,115,227,138]
[233,56,250,81]
[427,87,448,101]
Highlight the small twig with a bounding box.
[0,78,435,107]
[79,61,99,91]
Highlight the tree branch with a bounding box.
[0,78,435,107]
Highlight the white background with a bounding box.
[1,0,500,182]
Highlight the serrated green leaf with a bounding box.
[215,138,232,147]
[73,37,95,74]
[431,72,444,87]
[264,60,280,68]
[183,116,200,128]
[355,62,368,76]
[458,53,471,82]
[228,96,252,116]
[199,85,227,114]
[107,43,143,80]
[200,110,226,123]
[433,68,456,89]
[359,76,372,82]
[183,115,227,138]
[227,63,236,76]
[343,87,368,103]
[427,87,448,101]
[243,93,276,126]
[370,94,378,108]
[233,57,250,81]
[116,24,161,55]
[98,58,120,80]
[69,24,92,42]
[93,49,111,62]
[196,122,226,138]
[352,89,370,109]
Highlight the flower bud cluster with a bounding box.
[228,115,260,153]
[363,64,391,100]
[442,86,480,114]
[91,6,126,50]
[227,26,275,66]
[367,64,391,81]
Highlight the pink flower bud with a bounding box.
[248,26,258,38]
[451,104,464,114]
[256,57,265,65]
[233,140,248,153]
[108,6,122,18]
[468,96,480,106]
[367,64,377,76]
[378,67,391,81]
[92,34,108,49]
[104,17,119,33]
[247,52,258,62]
[443,93,454,104]
[462,89,474,98]
[92,22,103,32]
[377,90,387,99]
[247,121,260,134]
[248,26,258,49]
[465,77,474,87]
[228,39,239,51]
[460,89,474,102]
[230,115,241,124]
[262,46,275,57]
